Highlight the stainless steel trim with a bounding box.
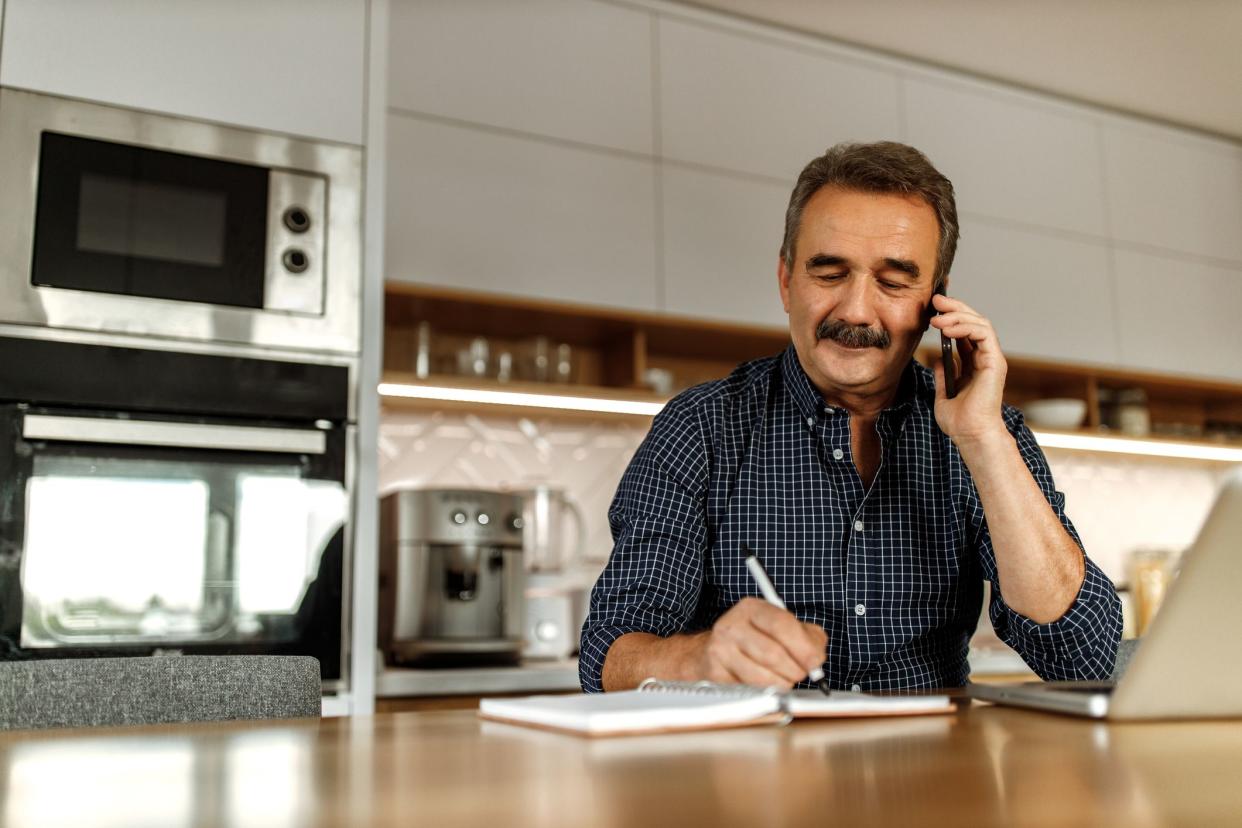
[22,414,327,454]
[0,86,362,356]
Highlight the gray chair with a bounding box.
[0,655,321,732]
[1110,638,1141,682]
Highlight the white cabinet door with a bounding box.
[659,17,901,182]
[1102,122,1242,263]
[0,0,367,144]
[388,0,653,155]
[661,166,790,327]
[386,115,658,313]
[936,218,1117,366]
[1114,248,1242,381]
[903,76,1107,238]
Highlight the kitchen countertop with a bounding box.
[377,658,580,698]
[376,649,1031,699]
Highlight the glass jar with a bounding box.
[1116,387,1150,437]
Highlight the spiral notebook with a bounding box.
[478,680,953,737]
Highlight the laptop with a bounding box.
[968,466,1242,720]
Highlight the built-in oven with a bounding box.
[0,336,353,687]
[0,86,361,354]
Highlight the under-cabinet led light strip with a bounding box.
[1029,430,1242,463]
[379,382,1242,462]
[378,382,666,416]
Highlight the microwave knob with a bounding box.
[282,206,312,234]
[282,248,310,273]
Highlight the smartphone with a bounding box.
[935,285,957,399]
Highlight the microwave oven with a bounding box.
[0,87,362,355]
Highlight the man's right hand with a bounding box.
[694,597,828,690]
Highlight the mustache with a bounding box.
[815,318,891,349]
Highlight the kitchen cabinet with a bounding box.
[0,0,367,144]
[658,16,902,181]
[1114,247,1242,382]
[387,0,653,155]
[661,165,791,327]
[946,218,1117,365]
[385,116,659,313]
[1102,121,1242,263]
[903,76,1108,238]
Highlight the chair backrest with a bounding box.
[0,655,321,731]
[1111,638,1140,682]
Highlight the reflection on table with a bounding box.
[3,702,1241,827]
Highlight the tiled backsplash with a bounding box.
[379,409,1235,585]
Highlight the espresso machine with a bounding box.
[378,488,525,666]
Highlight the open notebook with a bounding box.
[478,679,953,737]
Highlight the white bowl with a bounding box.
[1022,398,1087,429]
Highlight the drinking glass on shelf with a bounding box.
[413,321,431,379]
[530,336,551,382]
[554,344,573,384]
[457,337,490,378]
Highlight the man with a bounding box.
[579,141,1121,693]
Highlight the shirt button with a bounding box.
[854,603,866,616]
[806,416,814,427]
[832,448,844,460]
[853,520,864,532]
[850,684,862,693]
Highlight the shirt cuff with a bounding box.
[995,557,1122,681]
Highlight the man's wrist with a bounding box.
[602,630,710,690]
[951,423,1013,464]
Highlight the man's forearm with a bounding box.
[956,429,1085,623]
[600,631,707,691]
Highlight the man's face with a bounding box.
[778,186,940,401]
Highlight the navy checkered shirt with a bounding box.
[580,345,1122,693]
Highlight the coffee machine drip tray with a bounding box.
[388,638,524,668]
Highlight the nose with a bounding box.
[833,275,878,327]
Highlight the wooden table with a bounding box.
[2,701,1240,827]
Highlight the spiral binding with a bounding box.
[636,678,783,700]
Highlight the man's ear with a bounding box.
[777,254,791,314]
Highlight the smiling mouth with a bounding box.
[825,339,873,352]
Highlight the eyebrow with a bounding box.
[805,254,848,270]
[883,258,921,279]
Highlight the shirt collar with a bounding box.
[780,343,931,423]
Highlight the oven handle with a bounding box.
[21,413,327,455]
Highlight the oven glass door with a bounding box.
[31,131,269,308]
[1,408,347,680]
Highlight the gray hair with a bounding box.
[780,142,959,291]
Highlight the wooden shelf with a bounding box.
[382,283,1242,444]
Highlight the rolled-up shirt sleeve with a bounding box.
[974,407,1123,681]
[578,397,712,693]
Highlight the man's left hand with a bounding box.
[928,292,1008,445]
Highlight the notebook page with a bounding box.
[784,690,952,717]
[479,690,782,735]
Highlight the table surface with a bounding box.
[3,700,1241,827]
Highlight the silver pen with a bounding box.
[741,543,831,694]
